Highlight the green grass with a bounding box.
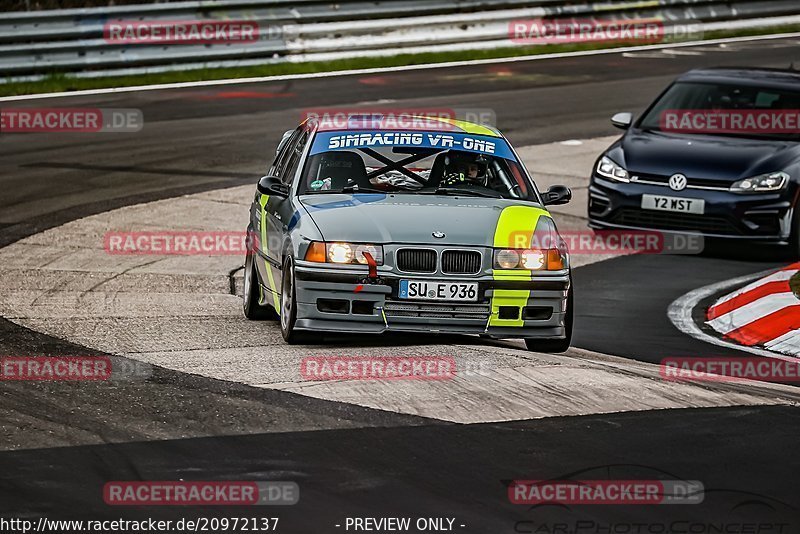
[2,24,799,97]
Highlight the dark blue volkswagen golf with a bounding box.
[588,67,800,255]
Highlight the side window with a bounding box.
[281,131,309,185]
[508,162,529,198]
[269,129,301,177]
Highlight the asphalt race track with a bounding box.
[3,407,800,528]
[1,37,799,531]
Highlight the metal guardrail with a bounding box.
[0,0,582,41]
[1,0,799,82]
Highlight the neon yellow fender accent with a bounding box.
[259,195,282,312]
[433,117,501,137]
[489,205,551,327]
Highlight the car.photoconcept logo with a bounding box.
[668,173,688,191]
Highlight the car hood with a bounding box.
[621,130,800,182]
[300,194,544,247]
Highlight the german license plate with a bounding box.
[642,194,705,214]
[399,280,478,302]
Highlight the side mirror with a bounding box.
[257,175,289,198]
[275,129,294,156]
[542,185,572,206]
[611,112,633,130]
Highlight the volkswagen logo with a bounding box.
[668,173,688,192]
[432,231,446,239]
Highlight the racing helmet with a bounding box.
[443,151,489,186]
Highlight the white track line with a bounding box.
[668,271,799,363]
[2,32,800,102]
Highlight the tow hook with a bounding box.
[358,251,384,285]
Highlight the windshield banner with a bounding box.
[310,130,517,160]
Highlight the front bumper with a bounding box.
[292,262,570,339]
[588,175,797,243]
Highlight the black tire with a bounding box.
[525,283,574,354]
[243,251,279,321]
[279,257,317,344]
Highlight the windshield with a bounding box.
[638,81,800,141]
[299,130,537,200]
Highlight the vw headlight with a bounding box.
[596,156,630,183]
[730,172,789,193]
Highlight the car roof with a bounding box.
[308,114,504,138]
[676,67,800,91]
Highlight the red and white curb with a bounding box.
[706,263,800,357]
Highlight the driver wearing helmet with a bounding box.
[440,151,489,187]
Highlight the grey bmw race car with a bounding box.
[243,116,574,352]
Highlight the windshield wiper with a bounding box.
[340,184,386,194]
[301,184,385,194]
[426,187,500,198]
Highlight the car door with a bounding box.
[253,128,301,308]
[266,128,309,291]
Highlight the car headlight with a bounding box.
[493,248,564,270]
[730,172,789,193]
[495,249,520,269]
[520,249,546,270]
[493,217,567,271]
[328,243,353,263]
[304,242,384,265]
[596,156,630,183]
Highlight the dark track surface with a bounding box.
[1,37,799,528]
[572,250,783,362]
[3,407,798,529]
